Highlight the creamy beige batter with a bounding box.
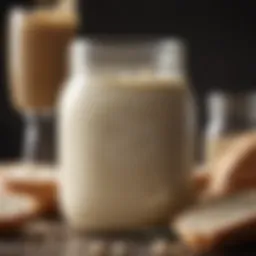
[59,73,195,231]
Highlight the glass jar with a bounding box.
[204,91,256,163]
[58,38,196,231]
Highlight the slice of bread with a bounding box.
[206,133,256,199]
[1,164,58,214]
[173,190,256,252]
[191,165,210,198]
[0,191,39,232]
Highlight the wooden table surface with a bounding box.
[1,163,256,256]
[0,217,256,256]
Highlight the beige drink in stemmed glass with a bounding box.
[7,4,77,163]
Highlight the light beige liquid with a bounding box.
[59,75,195,230]
[8,8,77,112]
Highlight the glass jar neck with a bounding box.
[69,38,186,79]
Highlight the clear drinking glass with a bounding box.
[204,90,256,162]
[7,6,76,163]
[22,111,56,163]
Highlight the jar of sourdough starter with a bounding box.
[58,38,196,231]
[204,91,256,163]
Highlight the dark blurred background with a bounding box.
[0,0,255,160]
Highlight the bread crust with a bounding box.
[191,166,210,198]
[206,134,256,199]
[0,165,58,215]
[173,191,256,253]
[175,212,256,252]
[0,191,40,232]
[6,179,57,214]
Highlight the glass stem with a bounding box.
[22,112,55,164]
